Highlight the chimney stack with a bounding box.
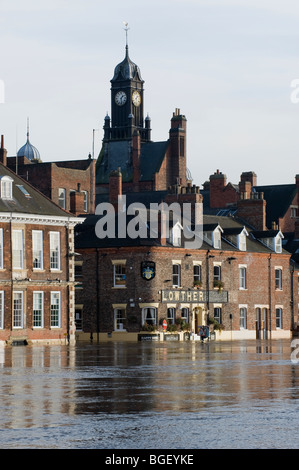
[109,167,122,210]
[0,135,7,166]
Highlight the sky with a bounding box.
[0,0,299,187]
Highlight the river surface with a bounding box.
[0,339,299,449]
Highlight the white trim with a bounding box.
[0,212,81,226]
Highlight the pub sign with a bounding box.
[141,261,156,281]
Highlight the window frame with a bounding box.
[240,306,247,329]
[113,263,126,287]
[275,268,282,290]
[58,188,66,209]
[13,291,24,329]
[114,308,127,331]
[12,229,24,269]
[214,307,222,324]
[50,291,61,328]
[33,291,44,328]
[32,230,43,270]
[167,307,176,325]
[172,263,181,287]
[142,307,157,326]
[50,231,61,271]
[239,266,247,290]
[0,175,13,200]
[275,307,283,329]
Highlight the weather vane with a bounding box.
[123,21,129,47]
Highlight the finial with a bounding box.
[123,21,129,49]
[26,117,30,142]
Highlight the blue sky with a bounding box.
[0,0,298,186]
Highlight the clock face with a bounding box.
[132,91,141,107]
[115,91,127,106]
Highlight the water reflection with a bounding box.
[1,340,299,448]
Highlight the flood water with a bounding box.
[0,339,299,449]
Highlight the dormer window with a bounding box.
[203,224,223,249]
[213,228,221,249]
[0,175,13,199]
[223,226,248,251]
[237,230,248,251]
[170,222,182,247]
[274,234,282,253]
[252,229,284,253]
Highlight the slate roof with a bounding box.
[0,163,72,217]
[75,208,288,255]
[96,140,169,184]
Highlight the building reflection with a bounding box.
[0,339,299,427]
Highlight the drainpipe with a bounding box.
[290,259,295,332]
[268,254,272,340]
[96,248,100,342]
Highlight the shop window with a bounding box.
[142,307,157,326]
[114,308,127,331]
[167,308,176,324]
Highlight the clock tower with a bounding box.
[104,38,151,142]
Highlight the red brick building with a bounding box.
[0,142,81,346]
[75,200,293,342]
[3,130,96,217]
[73,43,297,342]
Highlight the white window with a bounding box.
[181,308,189,323]
[213,229,221,249]
[0,228,3,269]
[113,264,126,287]
[170,223,181,247]
[214,307,222,324]
[240,307,247,329]
[193,264,201,285]
[58,188,66,209]
[83,190,88,212]
[50,232,60,270]
[0,175,13,199]
[238,233,247,251]
[142,307,157,326]
[213,264,221,282]
[276,308,282,329]
[13,291,24,328]
[0,291,4,329]
[275,268,282,290]
[172,264,181,287]
[239,266,247,289]
[114,308,126,331]
[50,292,61,328]
[167,307,176,324]
[33,291,44,328]
[32,230,43,270]
[274,235,282,253]
[12,230,24,269]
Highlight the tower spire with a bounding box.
[27,117,30,142]
[123,21,129,54]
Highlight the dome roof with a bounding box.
[17,133,40,161]
[111,46,143,82]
